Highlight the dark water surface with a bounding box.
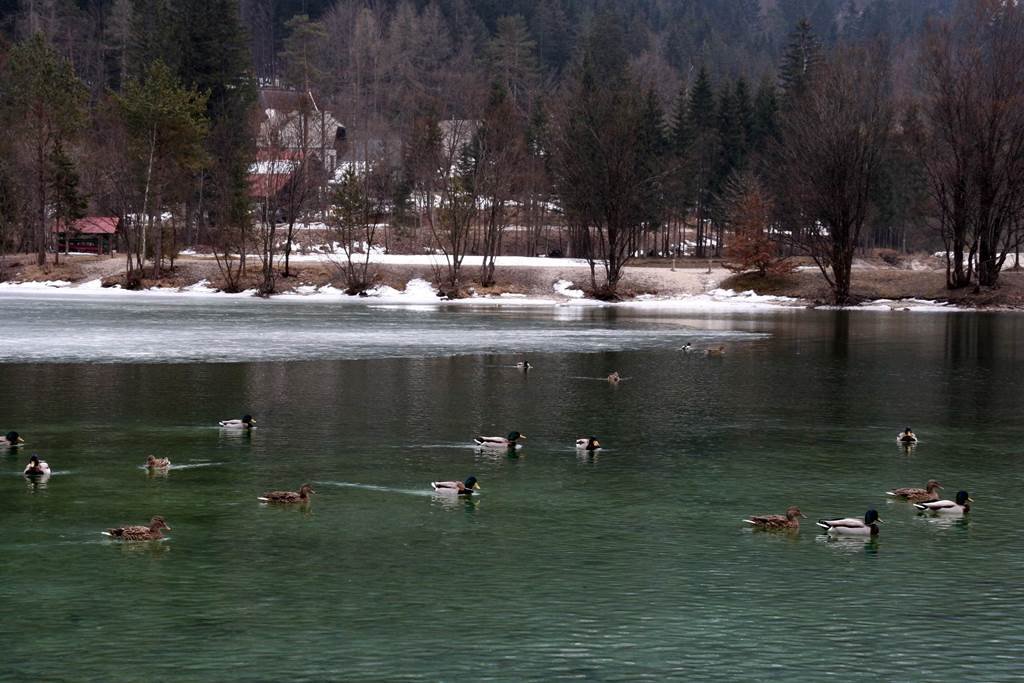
[1,293,1023,681]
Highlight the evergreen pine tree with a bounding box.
[778,19,822,108]
[48,140,87,261]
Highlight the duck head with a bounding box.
[28,455,40,466]
[149,516,171,532]
[586,437,601,450]
[786,506,807,520]
[463,476,480,490]
[242,415,256,426]
[146,455,160,466]
[507,431,524,443]
[5,431,23,444]
[955,490,972,505]
[299,484,316,497]
[864,509,882,525]
[926,480,943,493]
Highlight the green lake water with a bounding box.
[1,293,1023,681]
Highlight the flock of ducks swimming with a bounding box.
[744,429,973,538]
[5,409,972,544]
[4,416,604,539]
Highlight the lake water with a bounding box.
[1,292,1023,681]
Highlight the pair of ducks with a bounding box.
[474,432,602,451]
[679,344,727,357]
[105,483,316,541]
[746,480,973,536]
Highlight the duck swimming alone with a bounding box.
[431,476,480,495]
[886,480,941,502]
[219,414,256,429]
[258,484,315,504]
[146,455,171,469]
[474,431,525,448]
[1,431,25,447]
[897,428,917,443]
[915,490,972,515]
[575,437,601,451]
[816,509,881,536]
[103,516,171,541]
[744,506,806,531]
[516,361,532,370]
[23,455,50,477]
[680,343,693,353]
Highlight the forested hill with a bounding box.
[1,0,953,91]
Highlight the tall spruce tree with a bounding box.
[778,19,822,109]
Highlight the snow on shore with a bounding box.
[0,276,970,313]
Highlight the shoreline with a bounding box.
[0,252,1019,312]
[0,274,973,314]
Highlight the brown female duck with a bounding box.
[886,479,942,502]
[258,483,315,504]
[744,506,806,531]
[103,516,171,541]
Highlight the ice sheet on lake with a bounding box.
[0,291,767,363]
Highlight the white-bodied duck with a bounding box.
[516,361,532,370]
[23,455,50,477]
[103,516,171,541]
[258,484,315,504]
[431,476,480,495]
[474,431,525,449]
[816,509,881,536]
[219,414,256,429]
[575,437,601,451]
[1,431,25,447]
[744,505,807,531]
[915,490,972,515]
[886,479,941,502]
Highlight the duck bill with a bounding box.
[473,483,481,490]
[17,437,24,444]
[800,513,808,518]
[593,441,600,448]
[967,498,974,502]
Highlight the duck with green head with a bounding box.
[1,431,25,447]
[23,454,50,476]
[432,476,480,495]
[575,437,601,451]
[915,490,972,515]
[219,414,256,429]
[816,509,881,536]
[474,431,525,448]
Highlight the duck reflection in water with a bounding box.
[24,471,51,492]
[431,492,480,512]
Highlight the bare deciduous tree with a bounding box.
[776,46,893,305]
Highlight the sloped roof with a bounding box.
[52,216,119,234]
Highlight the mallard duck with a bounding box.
[816,509,881,536]
[103,516,171,541]
[897,428,917,443]
[706,345,726,357]
[744,506,806,531]
[1,431,25,447]
[679,343,693,352]
[431,476,480,495]
[607,372,621,384]
[575,437,601,451]
[516,361,532,370]
[474,431,525,448]
[145,455,171,469]
[915,490,972,515]
[886,480,941,502]
[23,455,50,476]
[219,414,256,429]
[258,483,315,504]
